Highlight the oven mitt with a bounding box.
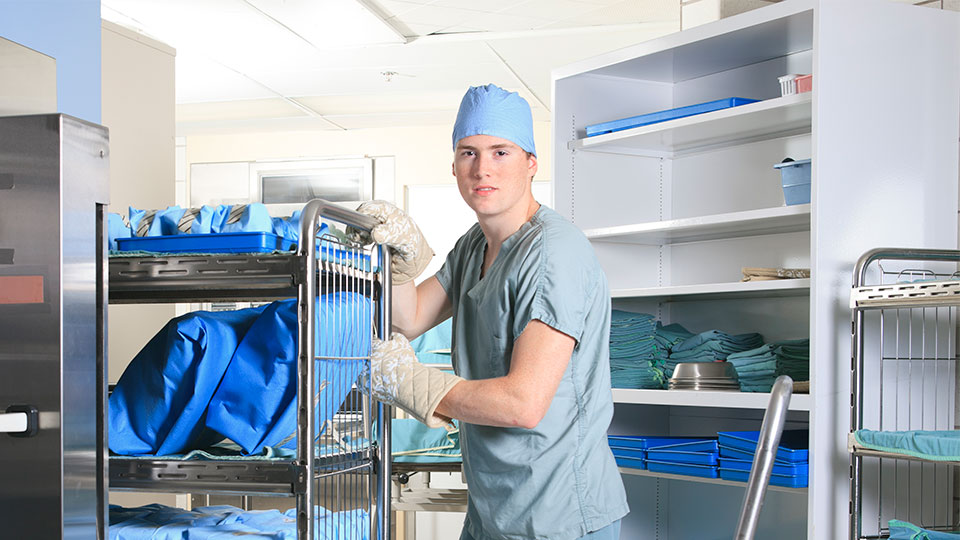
[366,333,462,428]
[349,200,434,284]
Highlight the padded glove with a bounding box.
[350,201,434,285]
[366,333,462,428]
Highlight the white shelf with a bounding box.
[611,278,810,301]
[618,467,807,494]
[585,205,810,245]
[568,93,812,157]
[612,388,811,411]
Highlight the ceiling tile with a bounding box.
[175,53,276,103]
[398,4,477,26]
[376,0,427,17]
[502,0,600,20]
[246,0,405,48]
[457,12,554,32]
[402,21,450,35]
[296,91,466,115]
[431,0,524,11]
[177,98,307,123]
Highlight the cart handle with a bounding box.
[734,375,793,540]
[854,248,960,288]
[300,198,381,235]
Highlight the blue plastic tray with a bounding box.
[718,457,808,476]
[610,446,646,460]
[647,449,718,466]
[615,456,646,470]
[117,232,296,254]
[646,459,718,479]
[608,435,647,450]
[717,430,809,464]
[651,438,718,453]
[585,97,760,137]
[718,468,808,488]
[719,444,792,465]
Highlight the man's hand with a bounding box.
[366,333,462,428]
[350,201,434,284]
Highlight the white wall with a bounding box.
[183,121,552,208]
[101,19,183,510]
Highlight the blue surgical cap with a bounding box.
[452,84,536,157]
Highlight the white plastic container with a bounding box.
[778,74,801,96]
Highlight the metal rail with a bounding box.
[849,248,960,540]
[296,199,389,540]
[734,375,794,540]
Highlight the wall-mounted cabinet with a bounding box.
[552,0,960,537]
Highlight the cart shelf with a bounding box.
[568,93,812,158]
[108,253,378,303]
[850,279,960,310]
[109,449,375,495]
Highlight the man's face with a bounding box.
[452,134,538,220]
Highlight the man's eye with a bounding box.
[496,150,508,156]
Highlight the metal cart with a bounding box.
[849,248,960,539]
[108,199,392,539]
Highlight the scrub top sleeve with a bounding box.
[513,232,589,344]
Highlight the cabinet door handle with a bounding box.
[2,405,38,437]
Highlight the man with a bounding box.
[357,84,627,540]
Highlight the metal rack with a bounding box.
[108,199,391,540]
[849,248,960,540]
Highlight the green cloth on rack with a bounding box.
[855,430,960,462]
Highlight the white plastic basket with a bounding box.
[778,74,801,96]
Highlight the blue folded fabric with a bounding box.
[410,318,453,365]
[109,293,372,456]
[206,293,371,454]
[109,503,369,540]
[390,418,461,463]
[889,519,960,539]
[854,430,960,462]
[109,305,268,456]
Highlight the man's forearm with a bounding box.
[391,280,419,335]
[434,377,545,429]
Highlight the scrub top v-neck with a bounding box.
[435,205,628,540]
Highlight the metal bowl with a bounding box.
[671,361,739,381]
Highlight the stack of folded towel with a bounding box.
[726,344,777,392]
[774,338,809,382]
[608,310,665,389]
[664,330,764,380]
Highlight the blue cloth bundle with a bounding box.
[608,310,666,389]
[107,203,308,251]
[109,306,268,456]
[774,338,809,382]
[109,503,369,540]
[206,292,371,454]
[888,519,960,539]
[726,344,777,392]
[109,293,372,456]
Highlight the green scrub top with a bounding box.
[435,205,628,540]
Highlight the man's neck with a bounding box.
[478,197,540,271]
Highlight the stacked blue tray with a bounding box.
[717,430,809,488]
[608,435,648,470]
[645,437,719,479]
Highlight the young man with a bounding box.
[358,84,627,539]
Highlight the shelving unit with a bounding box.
[552,1,960,538]
[569,92,812,157]
[584,204,810,245]
[611,278,810,301]
[618,467,807,495]
[611,388,811,411]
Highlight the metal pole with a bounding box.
[734,375,794,540]
[377,249,393,540]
